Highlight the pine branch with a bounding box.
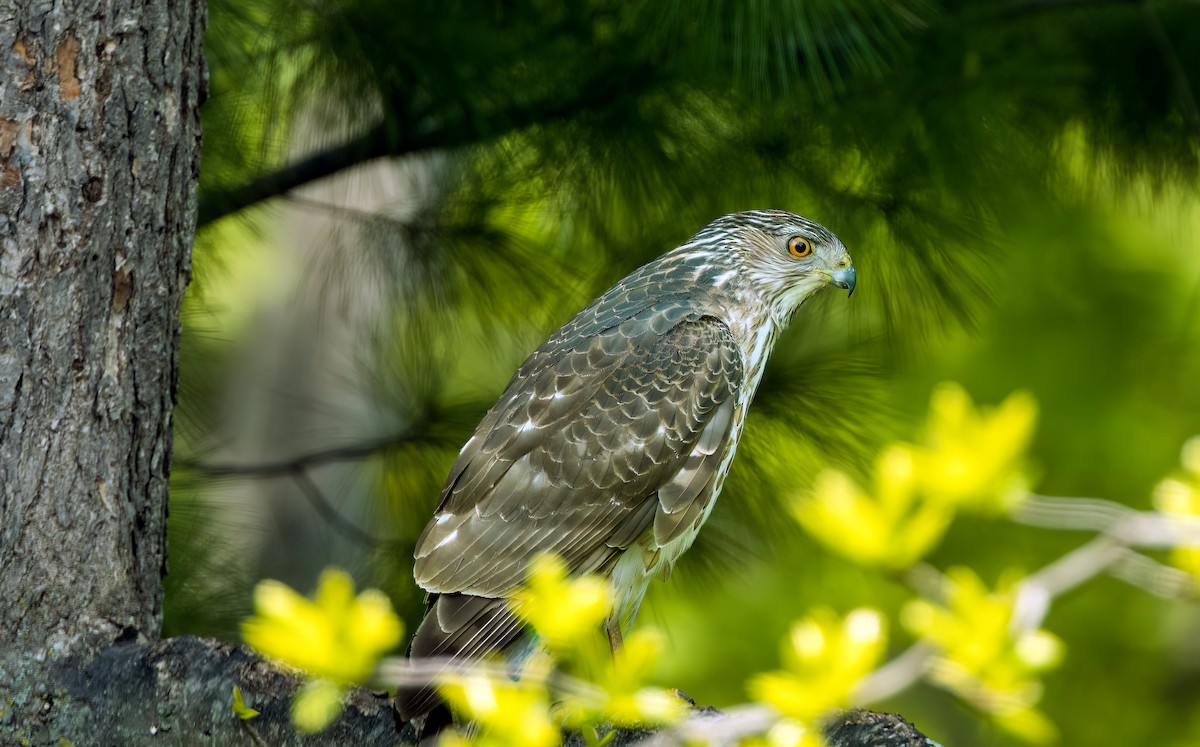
[983,0,1139,19]
[290,470,395,547]
[196,122,394,228]
[196,62,659,228]
[177,436,413,547]
[1140,0,1200,135]
[177,436,402,477]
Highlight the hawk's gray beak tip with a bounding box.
[830,266,857,297]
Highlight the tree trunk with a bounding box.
[0,0,203,652]
[0,4,409,742]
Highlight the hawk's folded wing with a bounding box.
[413,307,743,598]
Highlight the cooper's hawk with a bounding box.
[397,210,855,721]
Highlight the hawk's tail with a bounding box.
[395,592,525,724]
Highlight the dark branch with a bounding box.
[196,62,658,228]
[1140,0,1200,135]
[197,123,394,228]
[283,194,416,226]
[2,637,407,746]
[290,469,394,547]
[7,637,937,747]
[177,435,402,477]
[178,436,413,546]
[981,0,1139,19]
[822,709,940,747]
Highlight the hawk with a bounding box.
[397,210,855,720]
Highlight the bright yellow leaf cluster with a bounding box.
[558,629,688,728]
[794,384,1036,569]
[439,674,561,747]
[902,567,1062,744]
[292,679,347,733]
[748,608,887,724]
[509,553,613,657]
[795,446,954,569]
[444,554,684,747]
[741,718,827,747]
[241,568,404,732]
[1152,436,1200,585]
[920,383,1037,513]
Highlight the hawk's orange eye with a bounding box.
[788,236,813,258]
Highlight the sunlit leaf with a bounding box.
[902,567,1062,742]
[509,554,613,657]
[916,383,1037,514]
[794,446,954,569]
[292,679,345,734]
[230,685,259,720]
[1152,436,1200,585]
[748,608,886,723]
[557,629,688,729]
[241,569,403,684]
[438,674,560,747]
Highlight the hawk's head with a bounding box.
[696,209,856,324]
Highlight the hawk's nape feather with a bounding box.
[413,310,743,597]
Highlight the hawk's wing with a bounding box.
[413,305,744,597]
[398,305,744,721]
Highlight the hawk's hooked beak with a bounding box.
[828,265,857,297]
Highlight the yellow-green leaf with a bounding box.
[439,673,560,747]
[241,568,404,685]
[292,679,345,734]
[509,554,612,656]
[230,686,259,720]
[748,608,886,723]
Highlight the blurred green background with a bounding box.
[169,1,1200,744]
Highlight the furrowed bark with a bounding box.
[0,0,202,665]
